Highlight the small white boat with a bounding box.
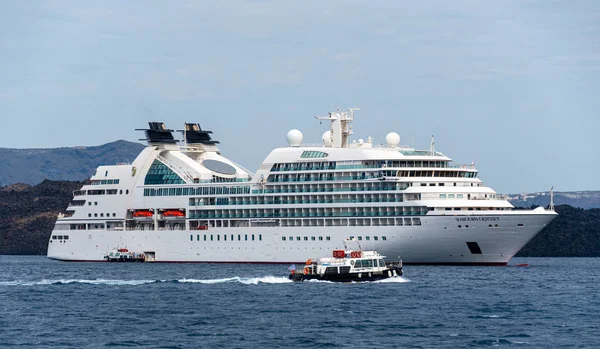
[289,239,403,282]
[103,248,146,262]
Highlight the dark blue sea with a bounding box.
[1,257,599,348]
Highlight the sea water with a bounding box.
[1,256,599,348]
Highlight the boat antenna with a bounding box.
[550,186,554,211]
[429,135,435,155]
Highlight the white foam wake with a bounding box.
[0,279,158,286]
[178,276,292,285]
[371,276,411,283]
[0,276,293,286]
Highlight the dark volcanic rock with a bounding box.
[516,205,600,257]
[0,180,83,255]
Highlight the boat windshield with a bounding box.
[379,259,385,267]
[355,259,374,268]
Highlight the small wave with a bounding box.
[305,279,335,283]
[470,338,513,346]
[469,314,502,319]
[0,279,159,286]
[177,277,240,284]
[372,276,411,283]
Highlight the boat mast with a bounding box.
[429,135,435,155]
[315,108,359,148]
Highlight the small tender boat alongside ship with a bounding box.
[104,248,150,262]
[289,239,403,282]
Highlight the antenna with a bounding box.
[429,135,435,155]
[550,186,554,211]
[314,108,359,148]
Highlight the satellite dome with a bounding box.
[386,132,400,148]
[286,129,303,147]
[322,131,332,147]
[358,138,364,145]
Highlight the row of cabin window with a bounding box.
[51,235,69,240]
[254,183,401,194]
[144,186,251,197]
[281,236,386,242]
[458,224,524,228]
[88,213,117,218]
[190,234,263,242]
[349,236,387,241]
[439,194,497,199]
[396,170,477,178]
[272,160,455,172]
[91,179,120,185]
[281,236,333,241]
[87,189,129,196]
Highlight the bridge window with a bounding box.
[300,151,329,158]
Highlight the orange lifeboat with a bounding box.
[162,210,185,217]
[133,210,153,217]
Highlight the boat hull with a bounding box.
[289,266,403,282]
[47,211,556,265]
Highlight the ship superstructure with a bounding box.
[47,110,557,265]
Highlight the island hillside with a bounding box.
[0,140,144,187]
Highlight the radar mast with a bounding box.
[314,108,359,148]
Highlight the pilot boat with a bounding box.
[289,239,403,282]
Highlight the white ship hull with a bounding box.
[47,117,558,265]
[48,211,556,265]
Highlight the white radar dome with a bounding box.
[385,132,400,148]
[322,131,332,147]
[286,129,303,147]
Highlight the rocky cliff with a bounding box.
[0,180,83,255]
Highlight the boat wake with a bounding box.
[177,276,292,285]
[0,275,411,286]
[0,279,158,286]
[0,276,293,286]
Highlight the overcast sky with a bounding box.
[1,1,599,194]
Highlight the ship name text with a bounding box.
[455,217,500,222]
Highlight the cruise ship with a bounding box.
[47,109,557,265]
